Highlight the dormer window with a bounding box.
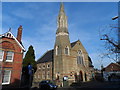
[6,33,12,38]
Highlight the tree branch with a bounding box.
[100,34,120,50]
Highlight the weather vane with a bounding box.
[9,28,11,32]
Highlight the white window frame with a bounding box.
[56,46,60,55]
[0,50,4,61]
[2,70,11,85]
[47,71,50,79]
[42,71,45,79]
[56,46,58,55]
[38,66,41,70]
[38,74,40,78]
[6,51,14,62]
[47,64,50,68]
[42,65,45,69]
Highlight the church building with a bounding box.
[33,3,94,87]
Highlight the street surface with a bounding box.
[2,81,120,90]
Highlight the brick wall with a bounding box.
[1,37,24,87]
[105,63,120,72]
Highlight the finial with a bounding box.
[9,28,11,32]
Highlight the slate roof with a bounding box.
[37,40,93,64]
[71,40,78,47]
[37,49,54,63]
[37,41,78,63]
[88,56,92,63]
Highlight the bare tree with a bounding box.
[99,23,120,63]
[99,1,120,64]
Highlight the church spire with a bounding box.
[59,2,64,13]
[56,2,68,35]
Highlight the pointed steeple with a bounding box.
[56,2,68,35]
[59,2,64,13]
[54,3,71,79]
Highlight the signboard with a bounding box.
[63,76,68,81]
[28,65,32,75]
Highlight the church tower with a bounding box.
[34,2,94,87]
[54,3,71,81]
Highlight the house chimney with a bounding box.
[17,25,23,43]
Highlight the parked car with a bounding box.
[39,80,57,89]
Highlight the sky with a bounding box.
[1,2,119,69]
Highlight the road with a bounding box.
[2,81,120,90]
[31,81,120,89]
[68,81,120,88]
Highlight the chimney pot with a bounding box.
[17,25,23,43]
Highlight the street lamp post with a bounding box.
[112,16,118,20]
[112,1,120,62]
[118,1,120,62]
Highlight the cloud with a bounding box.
[2,2,58,60]
[12,10,33,19]
[22,36,54,60]
[2,2,117,69]
[36,18,56,37]
[22,15,57,60]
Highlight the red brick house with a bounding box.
[104,63,120,72]
[0,26,25,87]
[102,63,120,81]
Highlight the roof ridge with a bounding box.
[37,49,53,63]
[114,63,120,66]
[1,31,26,51]
[71,40,78,44]
[105,62,120,68]
[71,40,79,47]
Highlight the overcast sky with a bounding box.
[2,2,118,69]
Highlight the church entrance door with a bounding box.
[79,71,83,81]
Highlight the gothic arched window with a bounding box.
[65,46,69,55]
[56,46,60,55]
[77,50,84,65]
